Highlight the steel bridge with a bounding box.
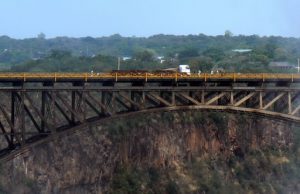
[0,72,299,160]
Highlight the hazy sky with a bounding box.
[0,0,299,39]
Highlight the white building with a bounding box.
[232,49,252,53]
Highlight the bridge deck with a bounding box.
[0,73,299,82]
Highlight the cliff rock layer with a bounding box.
[0,111,299,193]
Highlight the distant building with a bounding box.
[232,49,252,53]
[122,56,132,61]
[269,62,295,70]
[156,56,165,63]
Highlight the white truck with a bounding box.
[178,64,191,75]
[159,64,191,75]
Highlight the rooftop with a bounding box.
[232,49,252,53]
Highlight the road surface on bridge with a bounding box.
[0,72,299,82]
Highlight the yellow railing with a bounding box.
[0,72,299,81]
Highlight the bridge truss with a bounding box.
[0,76,299,159]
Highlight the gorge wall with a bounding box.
[0,110,299,194]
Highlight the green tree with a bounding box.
[202,48,225,61]
[224,30,233,38]
[264,43,277,58]
[274,48,288,61]
[49,50,72,59]
[134,50,155,62]
[188,56,214,72]
[37,32,46,39]
[178,47,199,59]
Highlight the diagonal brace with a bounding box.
[56,92,84,123]
[86,92,112,116]
[115,96,131,110]
[84,98,102,116]
[0,120,12,146]
[205,92,226,105]
[22,93,55,131]
[118,92,140,109]
[46,92,72,124]
[263,92,285,110]
[291,104,300,115]
[176,93,201,105]
[0,104,20,144]
[147,93,172,107]
[234,92,257,107]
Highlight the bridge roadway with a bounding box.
[0,72,299,82]
[0,72,299,161]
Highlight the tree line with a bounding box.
[0,33,299,73]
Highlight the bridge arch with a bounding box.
[1,104,299,162]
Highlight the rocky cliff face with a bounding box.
[0,111,298,194]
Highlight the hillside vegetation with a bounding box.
[0,34,299,73]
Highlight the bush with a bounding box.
[208,112,227,131]
[110,166,142,194]
[166,181,179,194]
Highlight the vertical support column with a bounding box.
[130,91,137,110]
[51,91,57,132]
[101,91,106,114]
[71,90,76,124]
[128,91,134,110]
[159,90,167,107]
[189,91,194,99]
[131,91,135,104]
[201,90,205,104]
[141,91,145,109]
[72,82,86,123]
[41,87,56,133]
[11,90,15,144]
[102,81,115,115]
[259,91,263,109]
[111,91,115,114]
[77,91,87,121]
[131,81,145,110]
[19,92,25,145]
[171,91,175,106]
[82,91,87,120]
[230,91,234,105]
[41,89,46,132]
[288,92,292,114]
[11,83,25,146]
[101,91,114,115]
[131,91,145,110]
